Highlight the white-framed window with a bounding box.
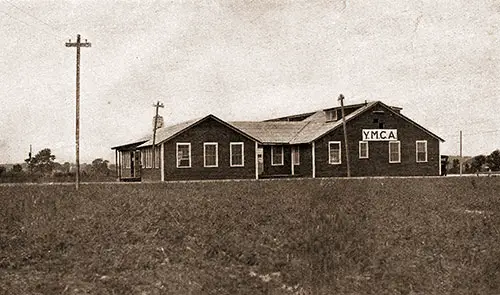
[271,145,284,166]
[176,143,191,168]
[389,141,401,163]
[292,146,300,165]
[416,140,428,163]
[204,142,218,167]
[328,141,341,164]
[359,141,369,159]
[230,142,244,167]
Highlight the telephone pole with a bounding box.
[66,34,91,190]
[339,94,351,177]
[152,101,164,169]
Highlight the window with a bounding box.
[123,152,131,168]
[359,141,369,159]
[328,141,341,164]
[230,142,244,167]
[141,147,160,168]
[204,143,218,167]
[389,141,401,163]
[326,110,337,121]
[271,146,284,166]
[416,140,427,163]
[155,146,160,168]
[176,143,191,168]
[292,146,300,165]
[145,148,152,168]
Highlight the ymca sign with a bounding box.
[362,129,398,141]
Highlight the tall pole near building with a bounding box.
[338,94,351,177]
[152,101,164,169]
[66,34,91,190]
[460,130,463,176]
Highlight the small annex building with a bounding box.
[111,101,444,181]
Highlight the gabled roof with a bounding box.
[291,101,378,143]
[113,101,444,150]
[376,101,445,142]
[294,101,444,143]
[137,114,260,148]
[229,121,308,144]
[263,111,317,122]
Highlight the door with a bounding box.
[257,147,264,175]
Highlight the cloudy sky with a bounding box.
[0,0,499,164]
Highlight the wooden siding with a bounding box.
[293,144,313,177]
[141,168,161,182]
[163,117,256,181]
[314,104,440,177]
[261,145,291,176]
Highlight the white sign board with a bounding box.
[362,129,398,141]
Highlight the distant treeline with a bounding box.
[0,148,116,183]
[447,149,500,174]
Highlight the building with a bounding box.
[111,101,444,181]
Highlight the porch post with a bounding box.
[438,141,441,176]
[255,141,258,180]
[118,151,122,180]
[312,142,316,178]
[161,143,165,181]
[115,149,118,181]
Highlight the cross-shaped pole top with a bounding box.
[153,101,165,108]
[65,34,91,48]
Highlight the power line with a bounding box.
[441,129,500,138]
[435,118,497,128]
[2,0,71,37]
[1,1,108,78]
[0,9,41,32]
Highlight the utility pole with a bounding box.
[460,130,463,176]
[152,101,164,169]
[338,94,351,177]
[66,34,91,190]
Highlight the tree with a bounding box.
[25,148,56,175]
[470,155,486,173]
[11,164,23,173]
[90,158,110,176]
[449,158,460,174]
[62,162,71,173]
[464,163,471,173]
[486,150,500,171]
[0,166,5,176]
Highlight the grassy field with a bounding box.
[0,177,499,294]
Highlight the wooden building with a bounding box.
[112,101,444,181]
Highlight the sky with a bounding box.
[0,0,499,164]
